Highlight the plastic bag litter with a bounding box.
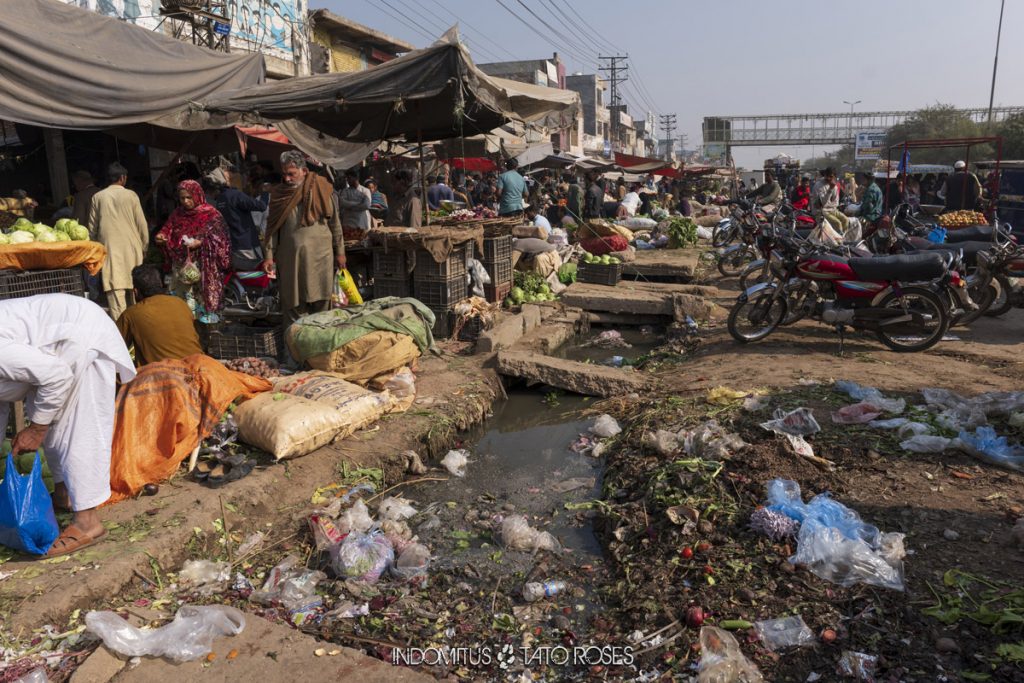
[85,605,245,662]
[179,560,230,593]
[696,226,714,240]
[582,330,631,349]
[338,499,374,535]
[384,368,416,400]
[381,519,413,554]
[831,403,883,424]
[329,531,394,584]
[1010,412,1024,429]
[236,531,265,557]
[500,514,560,553]
[921,387,1024,431]
[441,449,470,477]
[760,408,821,436]
[837,651,878,681]
[753,616,814,651]
[682,421,746,460]
[743,395,770,412]
[833,380,905,414]
[897,422,932,439]
[641,429,681,456]
[958,426,1024,472]
[591,415,622,438]
[251,556,327,610]
[900,435,952,453]
[392,542,431,580]
[696,626,764,683]
[379,496,417,521]
[868,417,908,429]
[766,479,904,590]
[12,669,47,683]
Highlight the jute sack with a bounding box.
[274,371,391,437]
[307,330,421,382]
[235,393,345,461]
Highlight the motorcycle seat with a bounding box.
[848,253,946,281]
[913,240,993,267]
[794,228,813,240]
[945,226,993,242]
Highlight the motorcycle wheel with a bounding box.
[222,280,247,309]
[712,225,737,248]
[738,259,771,291]
[954,278,996,326]
[780,280,812,326]
[728,291,786,343]
[717,246,756,277]
[874,286,950,353]
[984,274,1013,318]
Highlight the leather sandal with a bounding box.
[44,524,107,558]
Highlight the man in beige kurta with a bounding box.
[262,151,345,327]
[88,163,149,320]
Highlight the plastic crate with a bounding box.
[482,234,513,262]
[483,281,511,304]
[207,325,283,360]
[413,276,467,310]
[372,249,407,278]
[414,244,469,281]
[482,258,512,286]
[577,261,622,286]
[0,268,85,300]
[373,276,412,299]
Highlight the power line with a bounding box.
[367,0,437,44]
[599,54,628,151]
[392,0,505,61]
[505,0,598,68]
[555,0,623,55]
[424,0,520,60]
[659,113,676,160]
[491,0,597,72]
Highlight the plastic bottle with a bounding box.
[522,580,566,602]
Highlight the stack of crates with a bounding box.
[413,243,470,338]
[480,234,513,304]
[372,249,411,299]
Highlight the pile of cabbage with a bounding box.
[0,217,91,246]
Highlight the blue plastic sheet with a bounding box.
[958,426,1024,472]
[0,451,59,555]
[926,226,947,243]
[766,479,880,546]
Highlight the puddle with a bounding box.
[406,390,605,607]
[555,326,663,365]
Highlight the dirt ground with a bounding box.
[2,263,1023,682]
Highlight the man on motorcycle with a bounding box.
[746,171,782,207]
[856,172,884,226]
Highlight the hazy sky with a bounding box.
[324,0,1023,168]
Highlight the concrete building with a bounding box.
[565,73,611,157]
[477,54,582,155]
[308,9,415,74]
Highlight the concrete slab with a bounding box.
[113,613,433,683]
[70,646,125,683]
[496,350,648,397]
[621,248,701,280]
[561,281,720,322]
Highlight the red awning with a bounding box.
[613,152,681,178]
[443,157,498,172]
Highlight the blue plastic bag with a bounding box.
[0,451,59,555]
[766,478,880,546]
[926,226,947,244]
[958,426,1024,472]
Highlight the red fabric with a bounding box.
[580,235,628,256]
[443,157,498,172]
[791,186,810,210]
[156,180,232,313]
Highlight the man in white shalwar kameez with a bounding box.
[0,294,135,556]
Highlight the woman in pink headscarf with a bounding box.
[155,180,231,322]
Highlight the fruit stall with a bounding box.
[0,216,106,301]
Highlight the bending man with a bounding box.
[0,294,135,557]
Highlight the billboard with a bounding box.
[60,0,161,30]
[855,131,887,161]
[227,0,307,61]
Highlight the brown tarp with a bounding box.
[0,0,264,131]
[181,28,578,144]
[370,225,484,264]
[0,241,107,276]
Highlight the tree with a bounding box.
[884,104,992,164]
[1000,112,1024,160]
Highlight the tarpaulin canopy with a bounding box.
[184,28,579,144]
[442,157,498,173]
[0,0,264,130]
[614,152,679,176]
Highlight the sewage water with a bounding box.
[554,326,663,365]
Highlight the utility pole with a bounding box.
[659,113,677,161]
[988,0,1006,126]
[159,0,231,52]
[599,55,628,153]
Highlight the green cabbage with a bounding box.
[35,230,57,243]
[53,231,71,242]
[68,224,90,241]
[8,230,34,244]
[55,218,72,232]
[0,233,9,245]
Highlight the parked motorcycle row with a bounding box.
[711,199,1022,353]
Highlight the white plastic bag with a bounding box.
[753,616,814,651]
[379,496,417,521]
[441,449,470,477]
[338,499,374,535]
[329,531,395,583]
[789,519,904,591]
[179,560,230,594]
[900,435,952,453]
[392,542,431,580]
[500,514,560,552]
[760,407,820,436]
[697,626,764,683]
[591,415,622,438]
[85,605,245,662]
[896,422,932,439]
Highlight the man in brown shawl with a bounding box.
[262,151,346,325]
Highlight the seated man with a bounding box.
[1,294,135,556]
[116,265,203,366]
[525,204,551,236]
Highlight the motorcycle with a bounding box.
[223,267,278,312]
[955,221,1023,318]
[728,234,961,353]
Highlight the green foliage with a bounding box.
[663,216,698,248]
[1000,112,1024,160]
[885,104,994,164]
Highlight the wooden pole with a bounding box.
[43,129,70,207]
[418,126,429,226]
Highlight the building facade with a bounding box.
[308,9,414,74]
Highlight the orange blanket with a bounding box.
[106,354,271,504]
[0,241,108,275]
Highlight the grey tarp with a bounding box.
[0,0,264,130]
[185,28,579,143]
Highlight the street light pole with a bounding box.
[843,100,862,160]
[987,0,1006,126]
